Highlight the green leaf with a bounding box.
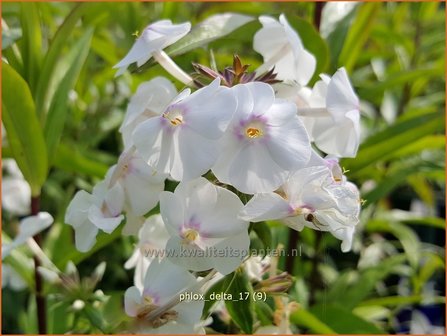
[224,269,254,334]
[366,220,421,268]
[19,2,42,92]
[43,27,93,162]
[415,253,445,294]
[343,111,445,175]
[359,295,445,307]
[289,308,336,334]
[166,13,254,57]
[2,62,48,196]
[323,254,407,309]
[35,3,88,122]
[53,143,108,178]
[309,304,386,334]
[54,225,122,269]
[338,3,381,72]
[287,16,329,83]
[254,300,274,326]
[252,221,273,250]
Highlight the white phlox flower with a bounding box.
[120,77,178,149]
[65,174,125,252]
[114,20,191,76]
[2,212,54,259]
[240,166,361,252]
[212,82,311,194]
[124,214,170,291]
[254,14,316,86]
[244,255,271,282]
[297,67,360,157]
[109,149,167,217]
[124,259,204,334]
[159,177,249,275]
[1,159,31,216]
[132,78,237,182]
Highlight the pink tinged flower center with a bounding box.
[163,108,183,126]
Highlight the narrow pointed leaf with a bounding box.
[2,62,48,196]
[43,27,93,162]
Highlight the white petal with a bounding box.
[171,127,219,181]
[212,232,250,275]
[18,212,53,240]
[132,117,164,163]
[75,221,99,252]
[121,77,177,130]
[159,191,185,235]
[175,300,204,325]
[65,190,92,228]
[326,67,359,122]
[143,258,197,306]
[240,193,291,222]
[1,177,31,215]
[87,206,124,234]
[165,236,214,273]
[228,143,288,194]
[183,85,236,140]
[124,286,142,317]
[266,115,311,170]
[114,38,153,69]
[245,82,275,116]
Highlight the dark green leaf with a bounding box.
[224,269,254,334]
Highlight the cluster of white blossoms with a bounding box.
[65,14,362,333]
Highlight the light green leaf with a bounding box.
[289,308,336,334]
[309,304,386,334]
[359,295,445,307]
[53,143,108,178]
[19,2,42,92]
[166,13,254,57]
[2,62,48,196]
[43,27,93,162]
[338,3,381,72]
[35,3,88,122]
[343,111,445,175]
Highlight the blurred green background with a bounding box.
[2,2,445,334]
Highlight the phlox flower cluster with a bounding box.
[64,14,363,333]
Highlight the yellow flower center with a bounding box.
[246,127,263,138]
[183,229,199,243]
[163,109,183,126]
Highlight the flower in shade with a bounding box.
[65,175,125,252]
[212,82,311,194]
[1,159,31,216]
[125,214,170,290]
[159,177,249,275]
[132,78,237,182]
[120,77,178,149]
[2,212,53,259]
[299,68,360,158]
[114,20,191,75]
[253,14,316,86]
[124,259,203,334]
[240,166,360,252]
